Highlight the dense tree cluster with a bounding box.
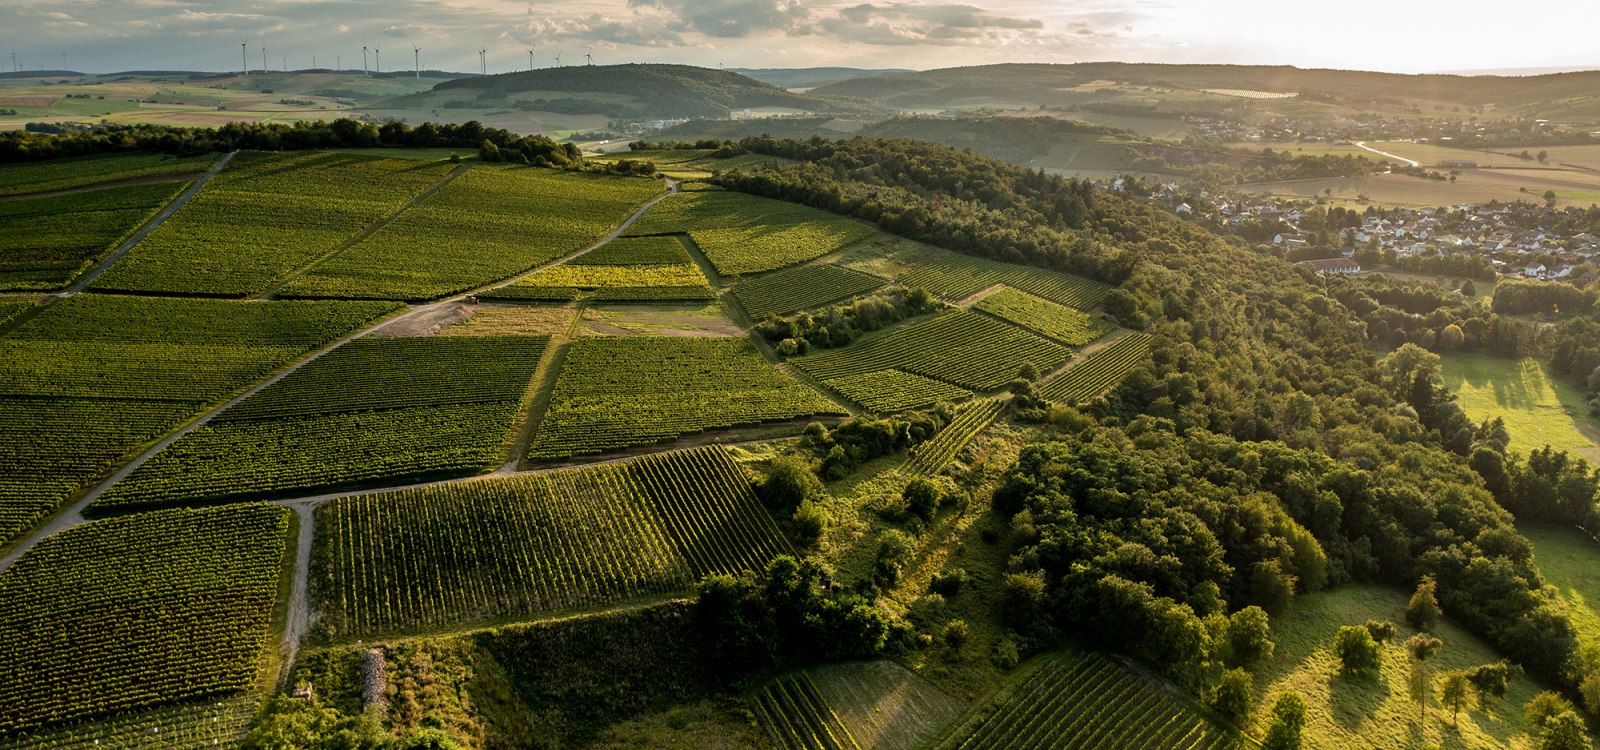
[754,286,941,354]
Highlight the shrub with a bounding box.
[1335,625,1381,675]
[759,456,821,511]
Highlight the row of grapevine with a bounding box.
[0,505,289,735]
[904,397,1006,476]
[629,190,877,276]
[0,182,187,291]
[0,692,260,750]
[94,336,547,509]
[1037,332,1153,405]
[0,152,216,197]
[570,235,692,265]
[733,263,888,320]
[528,336,843,459]
[792,310,1068,392]
[974,287,1116,346]
[824,369,972,414]
[280,166,664,301]
[311,446,790,638]
[942,652,1248,750]
[0,296,398,543]
[502,262,715,302]
[900,252,1111,310]
[754,673,863,750]
[92,152,455,296]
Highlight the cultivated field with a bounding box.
[0,182,186,290]
[630,190,878,275]
[793,310,1069,393]
[733,263,889,319]
[0,152,215,196]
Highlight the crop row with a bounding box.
[529,337,843,459]
[900,252,1111,310]
[0,692,260,750]
[95,336,547,509]
[93,152,455,296]
[754,673,862,750]
[630,190,842,235]
[572,235,692,265]
[824,369,971,414]
[630,190,876,276]
[948,652,1241,750]
[0,152,217,197]
[974,287,1115,346]
[511,263,710,289]
[905,397,1006,476]
[0,505,289,734]
[590,285,717,302]
[312,446,789,638]
[733,264,888,320]
[280,167,663,301]
[4,295,402,346]
[1037,332,1152,404]
[0,182,187,291]
[792,310,1068,392]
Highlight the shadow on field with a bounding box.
[1326,669,1387,731]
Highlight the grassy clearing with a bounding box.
[1522,525,1600,646]
[1440,353,1600,463]
[1252,585,1546,749]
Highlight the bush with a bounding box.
[1210,668,1253,726]
[1225,606,1274,667]
[930,567,967,597]
[1262,691,1307,750]
[903,477,941,522]
[758,457,822,511]
[791,501,826,546]
[1526,691,1577,728]
[1407,575,1441,632]
[1364,619,1397,643]
[1334,625,1381,675]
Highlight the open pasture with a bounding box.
[1441,353,1600,464]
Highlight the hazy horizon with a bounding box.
[4,0,1597,78]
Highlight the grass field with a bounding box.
[1522,525,1600,647]
[1249,166,1600,209]
[1440,353,1600,463]
[1252,585,1548,749]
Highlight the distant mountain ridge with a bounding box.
[728,67,915,89]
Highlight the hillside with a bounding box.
[729,67,914,89]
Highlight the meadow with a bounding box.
[1440,353,1600,463]
[1522,525,1600,647]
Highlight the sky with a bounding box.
[3,0,1597,76]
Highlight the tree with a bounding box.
[1460,279,1477,298]
[1261,691,1307,750]
[1468,662,1515,707]
[1407,633,1444,721]
[1526,691,1577,728]
[1335,625,1381,675]
[1542,711,1592,750]
[1364,619,1397,643]
[903,477,941,522]
[1210,668,1253,726]
[758,457,822,512]
[1440,670,1471,726]
[1226,606,1275,667]
[1407,575,1441,632]
[1439,324,1466,351]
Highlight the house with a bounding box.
[1298,258,1361,275]
[1175,202,1193,215]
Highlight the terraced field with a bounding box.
[901,254,1111,310]
[0,504,289,734]
[529,337,843,459]
[94,336,546,508]
[733,264,888,319]
[312,447,789,638]
[92,152,456,296]
[280,167,663,300]
[937,652,1248,750]
[1038,332,1152,404]
[0,296,399,542]
[793,310,1068,392]
[0,182,187,290]
[630,190,876,275]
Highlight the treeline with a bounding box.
[1328,274,1537,356]
[0,119,582,165]
[753,286,942,354]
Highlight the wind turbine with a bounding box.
[554,51,561,68]
[362,43,369,76]
[479,48,487,76]
[412,45,421,79]
[374,47,380,73]
[261,45,268,74]
[527,49,534,71]
[241,41,249,76]
[585,47,593,66]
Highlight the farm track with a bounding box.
[61,151,238,295]
[0,172,202,202]
[1355,141,1420,168]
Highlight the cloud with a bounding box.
[628,0,812,38]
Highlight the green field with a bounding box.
[1038,332,1152,404]
[973,287,1115,346]
[312,446,789,638]
[793,310,1068,392]
[94,336,546,508]
[1522,525,1600,646]
[1441,353,1600,463]
[0,504,288,734]
[0,152,216,196]
[1252,585,1549,749]
[733,263,889,320]
[503,261,714,302]
[824,369,972,414]
[630,190,878,276]
[92,152,456,296]
[280,166,664,301]
[898,252,1110,309]
[528,336,843,459]
[0,181,187,290]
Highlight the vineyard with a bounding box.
[938,651,1249,750]
[792,310,1068,392]
[974,287,1115,346]
[570,235,692,265]
[0,182,186,291]
[753,673,863,750]
[1037,332,1153,404]
[0,504,289,734]
[629,190,877,275]
[312,447,790,638]
[732,264,888,320]
[501,262,715,302]
[0,297,397,542]
[0,152,217,197]
[279,167,663,301]
[528,336,843,459]
[905,397,1007,476]
[824,369,971,413]
[94,336,547,508]
[91,152,455,296]
[900,253,1111,309]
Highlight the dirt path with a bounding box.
[60,151,237,295]
[280,503,315,674]
[1355,141,1420,168]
